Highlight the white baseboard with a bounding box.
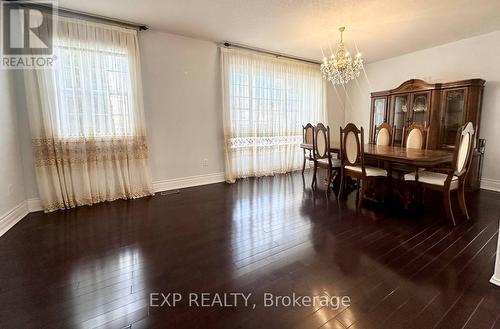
[27,198,43,212]
[152,172,226,193]
[0,201,29,237]
[490,275,500,287]
[481,178,500,192]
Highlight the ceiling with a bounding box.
[58,0,500,63]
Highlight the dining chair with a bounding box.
[312,123,341,190]
[373,122,394,146]
[402,123,428,149]
[404,122,475,226]
[395,122,429,183]
[302,123,315,174]
[339,123,388,208]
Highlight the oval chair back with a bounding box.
[374,122,393,146]
[340,123,365,173]
[403,123,427,149]
[453,122,475,178]
[302,123,315,168]
[313,123,330,161]
[303,123,314,145]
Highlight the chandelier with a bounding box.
[320,27,364,85]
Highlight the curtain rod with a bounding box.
[220,41,321,65]
[17,2,148,31]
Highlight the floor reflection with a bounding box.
[230,174,311,274]
[69,246,145,329]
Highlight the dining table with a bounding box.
[300,141,454,202]
[300,141,453,168]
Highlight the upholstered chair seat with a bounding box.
[317,158,341,167]
[345,165,387,177]
[404,171,459,188]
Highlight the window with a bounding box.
[230,69,305,135]
[53,45,134,138]
[23,16,152,212]
[221,49,327,181]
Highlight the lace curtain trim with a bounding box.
[32,136,149,167]
[226,135,302,149]
[42,188,153,213]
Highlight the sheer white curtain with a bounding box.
[24,16,153,212]
[221,48,327,182]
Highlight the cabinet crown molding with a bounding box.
[371,78,485,97]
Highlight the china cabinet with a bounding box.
[369,79,485,190]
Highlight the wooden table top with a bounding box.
[300,141,453,167]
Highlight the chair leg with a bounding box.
[357,179,366,209]
[457,182,470,220]
[355,179,360,203]
[326,167,333,192]
[443,188,456,226]
[311,163,318,188]
[338,172,345,198]
[302,157,306,175]
[331,170,339,191]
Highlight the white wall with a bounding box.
[140,31,226,182]
[0,69,27,214]
[345,30,500,189]
[327,83,346,141]
[13,72,38,199]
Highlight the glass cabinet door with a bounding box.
[373,97,387,127]
[410,92,430,125]
[440,88,466,148]
[392,94,409,145]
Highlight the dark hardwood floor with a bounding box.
[1,171,499,329]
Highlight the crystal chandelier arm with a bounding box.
[320,26,363,85]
